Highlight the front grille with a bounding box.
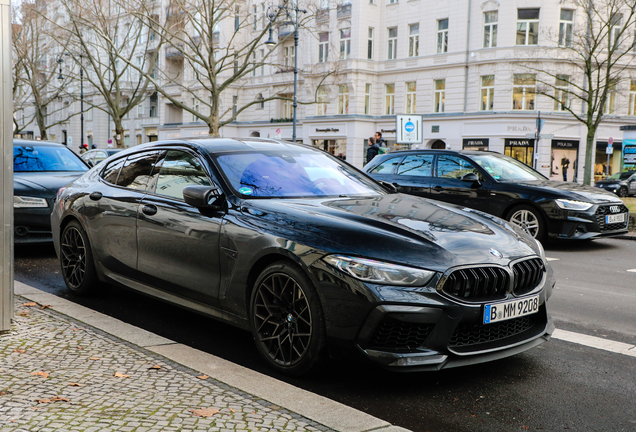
[366,318,434,352]
[512,258,545,296]
[441,267,509,301]
[595,204,629,232]
[449,314,537,348]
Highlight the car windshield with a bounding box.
[14,145,88,172]
[469,153,547,181]
[608,172,634,180]
[216,149,385,198]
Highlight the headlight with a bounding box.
[14,196,48,208]
[323,255,436,286]
[554,199,593,211]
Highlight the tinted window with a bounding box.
[369,156,402,174]
[101,157,126,184]
[13,144,88,172]
[437,155,481,179]
[469,153,546,181]
[153,150,210,199]
[116,151,163,191]
[397,154,434,176]
[92,151,109,165]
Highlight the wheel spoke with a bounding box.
[61,227,87,289]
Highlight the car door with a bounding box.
[390,154,434,198]
[366,155,405,183]
[85,150,162,277]
[430,154,491,211]
[629,174,636,195]
[136,149,223,306]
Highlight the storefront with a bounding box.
[595,141,623,182]
[462,138,489,151]
[504,138,534,166]
[309,124,348,160]
[550,139,579,182]
[313,139,347,159]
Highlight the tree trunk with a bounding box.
[583,126,596,186]
[114,120,124,148]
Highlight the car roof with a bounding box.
[13,139,68,147]
[376,148,503,158]
[129,137,313,154]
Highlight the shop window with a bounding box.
[504,139,534,166]
[512,74,536,110]
[481,75,494,111]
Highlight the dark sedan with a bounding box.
[52,138,554,375]
[364,149,629,242]
[81,148,122,167]
[13,139,88,243]
[595,171,636,197]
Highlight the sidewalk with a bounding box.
[0,282,410,432]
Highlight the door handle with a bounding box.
[433,186,443,192]
[89,192,102,201]
[142,204,157,216]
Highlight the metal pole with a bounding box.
[1,0,14,332]
[80,56,84,148]
[292,6,298,143]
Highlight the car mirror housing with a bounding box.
[183,184,225,209]
[461,173,481,187]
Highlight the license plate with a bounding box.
[484,296,539,324]
[606,213,625,224]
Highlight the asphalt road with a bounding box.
[13,238,636,432]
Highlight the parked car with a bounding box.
[81,148,122,167]
[13,139,89,243]
[594,171,636,197]
[363,149,629,242]
[52,138,554,375]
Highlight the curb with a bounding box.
[13,280,410,432]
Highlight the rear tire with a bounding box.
[506,205,546,243]
[60,220,99,295]
[249,261,325,376]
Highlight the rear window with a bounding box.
[13,144,88,172]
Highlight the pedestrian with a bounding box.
[79,143,88,154]
[375,131,388,155]
[91,144,97,149]
[366,136,379,164]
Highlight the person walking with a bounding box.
[79,143,88,154]
[366,136,379,164]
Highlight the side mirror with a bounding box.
[378,180,398,193]
[461,173,481,187]
[183,184,225,209]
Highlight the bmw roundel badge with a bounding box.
[489,248,503,258]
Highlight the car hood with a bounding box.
[240,194,540,272]
[14,172,84,199]
[510,179,622,203]
[595,179,626,186]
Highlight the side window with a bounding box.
[369,156,403,174]
[93,151,108,165]
[116,151,163,191]
[153,150,211,199]
[101,157,126,184]
[397,154,434,176]
[436,155,481,179]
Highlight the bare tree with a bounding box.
[528,0,636,185]
[48,0,164,148]
[12,0,77,140]
[125,0,337,137]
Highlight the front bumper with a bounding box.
[14,205,54,243]
[546,202,629,240]
[594,183,622,196]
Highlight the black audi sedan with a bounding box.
[595,171,636,197]
[364,149,629,242]
[52,138,554,375]
[14,139,88,243]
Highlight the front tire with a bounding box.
[249,261,325,376]
[506,205,546,242]
[618,187,628,197]
[60,220,99,295]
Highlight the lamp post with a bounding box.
[265,1,306,143]
[58,54,84,149]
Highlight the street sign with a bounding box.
[108,139,112,144]
[68,136,72,146]
[607,144,613,154]
[608,137,614,145]
[525,134,554,139]
[275,128,282,139]
[396,114,422,144]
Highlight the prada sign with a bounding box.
[463,138,489,148]
[505,138,534,147]
[551,139,579,149]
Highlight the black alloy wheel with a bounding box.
[618,187,628,197]
[60,220,99,295]
[250,261,325,376]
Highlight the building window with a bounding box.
[317,86,328,115]
[284,46,295,68]
[321,0,329,9]
[256,93,264,110]
[405,81,416,114]
[340,28,351,60]
[251,52,257,76]
[191,97,200,122]
[437,19,448,53]
[604,80,617,114]
[253,5,258,30]
[387,27,397,60]
[338,84,349,115]
[480,75,494,111]
[434,79,445,113]
[260,49,265,75]
[483,11,498,48]
[409,24,419,57]
[559,9,573,47]
[630,81,636,115]
[516,9,540,46]
[365,83,371,115]
[512,74,536,110]
[385,83,395,115]
[262,4,266,28]
[389,0,397,3]
[235,6,240,31]
[554,75,569,111]
[149,92,158,117]
[368,27,374,60]
[610,13,622,49]
[319,32,329,63]
[282,96,293,119]
[233,95,238,116]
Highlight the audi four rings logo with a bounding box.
[610,206,621,213]
[489,249,504,258]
